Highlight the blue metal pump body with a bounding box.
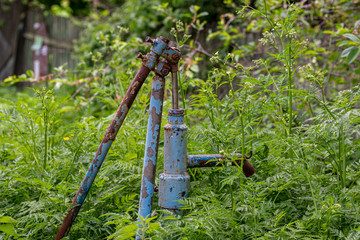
[159,109,190,211]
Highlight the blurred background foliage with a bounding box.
[1,0,360,239]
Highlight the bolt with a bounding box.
[136,52,144,59]
[145,36,153,44]
[172,53,180,61]
[161,68,169,76]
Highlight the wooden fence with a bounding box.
[22,8,79,75]
[0,5,79,81]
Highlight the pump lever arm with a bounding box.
[187,151,255,177]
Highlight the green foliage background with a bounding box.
[1,0,360,239]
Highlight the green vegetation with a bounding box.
[1,0,360,239]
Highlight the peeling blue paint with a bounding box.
[151,39,167,56]
[150,96,163,115]
[153,79,163,91]
[159,109,190,211]
[145,54,157,69]
[139,176,154,215]
[187,154,220,168]
[138,75,165,223]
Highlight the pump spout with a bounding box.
[187,152,255,177]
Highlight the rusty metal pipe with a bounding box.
[171,71,179,109]
[187,152,255,177]
[138,74,166,220]
[136,74,166,240]
[55,65,151,240]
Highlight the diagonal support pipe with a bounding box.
[55,65,151,240]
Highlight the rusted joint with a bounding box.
[170,52,180,64]
[154,59,171,77]
[137,52,171,77]
[137,52,156,70]
[145,36,181,65]
[137,36,180,81]
[168,108,184,116]
[170,63,178,73]
[231,151,255,177]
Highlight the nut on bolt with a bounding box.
[161,68,169,76]
[171,53,180,61]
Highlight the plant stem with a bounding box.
[178,72,187,123]
[306,173,318,213]
[179,74,186,109]
[30,118,38,160]
[288,43,293,135]
[278,104,288,136]
[227,74,246,185]
[308,102,315,118]
[43,103,48,170]
[313,97,337,121]
[321,87,326,103]
[240,111,245,170]
[230,184,235,216]
[264,0,291,136]
[339,121,346,188]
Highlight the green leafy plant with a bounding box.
[0,216,18,238]
[340,31,360,64]
[1,1,360,239]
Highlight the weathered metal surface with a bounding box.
[187,152,255,177]
[55,65,151,240]
[153,59,171,76]
[137,36,179,73]
[145,36,181,64]
[138,74,166,221]
[171,70,179,109]
[159,109,190,210]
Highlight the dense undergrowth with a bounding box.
[1,0,360,239]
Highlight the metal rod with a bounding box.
[171,71,179,109]
[138,74,166,221]
[55,65,151,240]
[187,152,255,177]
